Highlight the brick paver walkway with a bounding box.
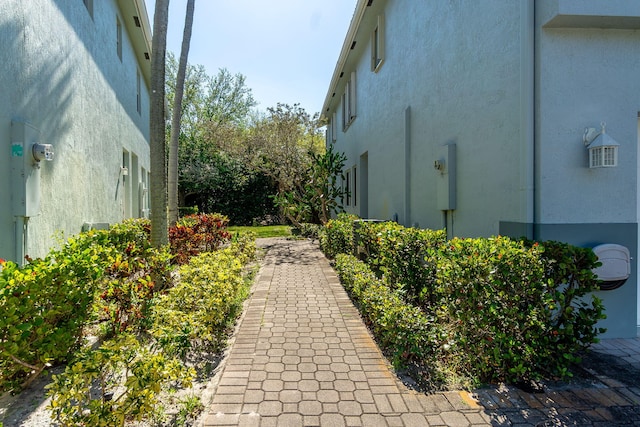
[203,238,640,426]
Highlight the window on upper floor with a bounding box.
[116,16,123,61]
[341,72,357,130]
[82,0,93,19]
[136,69,142,114]
[371,15,385,72]
[328,112,337,143]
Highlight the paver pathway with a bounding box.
[203,238,640,426]
[202,238,483,426]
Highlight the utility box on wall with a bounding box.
[11,120,42,217]
[436,143,457,211]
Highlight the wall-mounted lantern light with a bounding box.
[583,122,619,168]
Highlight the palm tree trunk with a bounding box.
[168,0,196,226]
[150,0,170,248]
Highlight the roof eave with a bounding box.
[321,0,369,120]
[118,0,153,88]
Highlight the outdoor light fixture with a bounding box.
[583,122,619,168]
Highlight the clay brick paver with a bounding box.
[201,239,470,426]
[202,238,640,426]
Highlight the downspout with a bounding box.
[521,0,536,239]
[15,217,26,265]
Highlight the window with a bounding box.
[342,72,357,130]
[331,112,337,142]
[82,0,93,18]
[136,69,141,114]
[116,16,123,61]
[371,15,385,72]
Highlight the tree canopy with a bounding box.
[165,57,347,225]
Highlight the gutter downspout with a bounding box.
[521,0,536,239]
[15,217,26,265]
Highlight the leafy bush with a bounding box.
[169,213,232,265]
[523,239,606,377]
[179,206,199,217]
[0,238,106,392]
[151,240,256,358]
[323,221,607,387]
[47,334,194,427]
[334,254,442,367]
[319,213,358,258]
[291,223,322,239]
[355,221,446,307]
[432,237,557,383]
[94,247,172,337]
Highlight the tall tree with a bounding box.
[168,0,196,226]
[166,60,257,208]
[150,0,170,247]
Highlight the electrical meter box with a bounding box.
[436,143,456,211]
[11,120,42,217]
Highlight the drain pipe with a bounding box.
[521,0,536,239]
[15,216,27,265]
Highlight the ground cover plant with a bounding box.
[323,215,606,390]
[0,215,257,425]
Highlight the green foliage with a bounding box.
[179,206,199,216]
[82,220,173,337]
[322,218,607,387]
[150,240,256,358]
[0,235,107,392]
[355,221,446,307]
[181,152,278,226]
[334,254,444,371]
[94,248,172,338]
[169,213,232,265]
[47,334,194,427]
[273,144,348,226]
[523,239,607,376]
[432,237,557,383]
[318,213,358,258]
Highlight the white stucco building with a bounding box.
[323,0,640,338]
[0,0,152,263]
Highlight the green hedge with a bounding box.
[323,218,606,386]
[334,254,441,367]
[355,221,446,308]
[1,218,254,395]
[319,213,358,258]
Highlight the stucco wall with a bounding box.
[536,18,640,224]
[535,0,640,337]
[0,0,150,262]
[330,0,526,237]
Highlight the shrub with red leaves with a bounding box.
[169,213,231,264]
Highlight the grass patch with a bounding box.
[228,225,291,238]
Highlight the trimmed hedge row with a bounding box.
[323,216,606,387]
[335,254,440,366]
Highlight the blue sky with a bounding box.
[143,0,357,115]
